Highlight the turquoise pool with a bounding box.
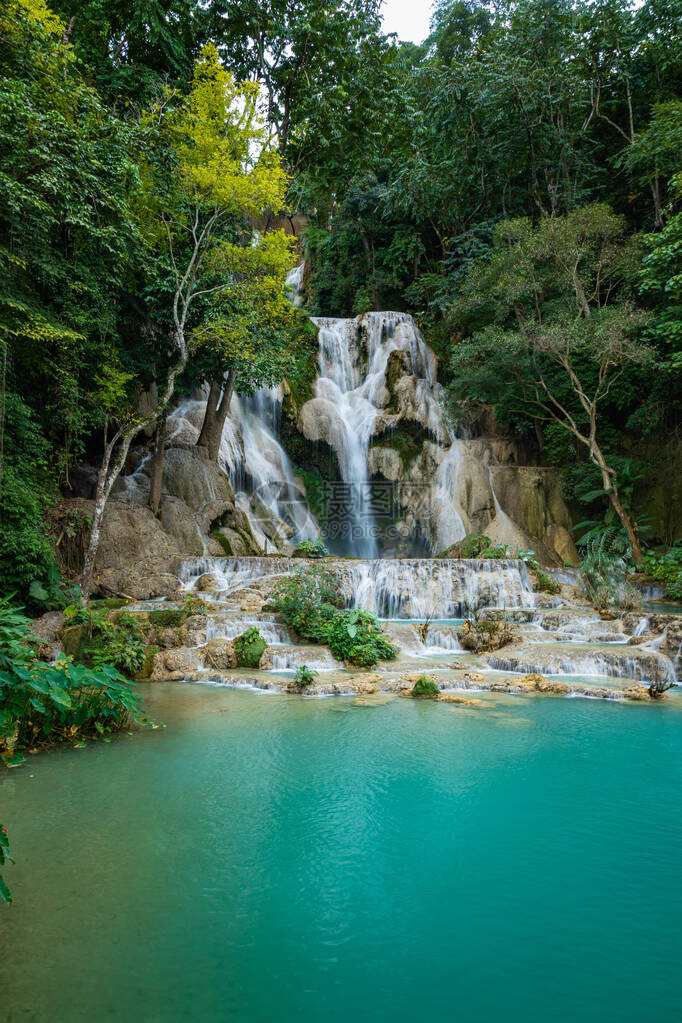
[2,683,682,1022]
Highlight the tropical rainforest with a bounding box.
[1,0,681,612]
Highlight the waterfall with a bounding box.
[178,555,540,618]
[308,312,447,556]
[345,558,539,618]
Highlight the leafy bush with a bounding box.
[0,602,146,764]
[234,627,266,668]
[327,608,398,667]
[0,823,12,905]
[411,676,439,698]
[578,531,641,610]
[643,544,682,601]
[290,665,318,690]
[269,565,345,641]
[63,606,145,678]
[294,538,330,558]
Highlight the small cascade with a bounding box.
[165,388,319,550]
[178,555,542,619]
[346,558,540,619]
[205,614,293,646]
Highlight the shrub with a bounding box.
[290,665,318,690]
[148,594,208,629]
[294,538,330,558]
[327,608,398,667]
[643,544,682,601]
[578,531,641,610]
[63,606,145,678]
[0,601,146,764]
[517,552,562,595]
[234,627,266,668]
[411,676,439,698]
[269,565,345,641]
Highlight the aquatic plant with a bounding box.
[290,665,318,690]
[411,676,439,698]
[327,608,397,667]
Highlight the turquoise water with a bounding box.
[2,683,682,1022]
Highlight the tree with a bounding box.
[448,205,652,562]
[80,43,289,596]
[211,0,382,157]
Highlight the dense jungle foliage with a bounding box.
[1,0,681,607]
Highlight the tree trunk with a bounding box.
[196,370,236,461]
[81,433,134,598]
[149,408,167,515]
[594,450,643,565]
[81,323,189,601]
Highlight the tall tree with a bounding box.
[81,43,289,595]
[448,205,652,561]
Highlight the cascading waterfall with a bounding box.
[346,557,540,618]
[307,311,447,555]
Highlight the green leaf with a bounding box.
[29,580,49,602]
[0,875,12,905]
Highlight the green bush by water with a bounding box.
[0,601,146,765]
[269,567,397,667]
[327,608,397,667]
[643,544,682,601]
[294,538,329,558]
[411,676,439,698]
[234,628,266,668]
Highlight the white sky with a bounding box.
[381,0,434,43]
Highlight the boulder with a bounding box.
[150,648,199,681]
[202,638,237,670]
[439,693,484,706]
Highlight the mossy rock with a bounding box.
[411,676,439,699]
[234,628,267,668]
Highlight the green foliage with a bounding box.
[327,608,397,668]
[643,544,682,601]
[234,627,266,668]
[0,822,12,905]
[294,539,329,558]
[269,566,345,642]
[411,676,439,698]
[269,567,396,666]
[0,599,146,762]
[290,665,318,690]
[63,606,145,678]
[578,531,641,611]
[148,595,207,629]
[517,551,562,595]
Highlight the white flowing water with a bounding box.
[309,312,447,556]
[346,558,539,618]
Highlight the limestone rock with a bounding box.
[439,693,484,706]
[202,638,237,670]
[196,573,220,593]
[150,647,200,680]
